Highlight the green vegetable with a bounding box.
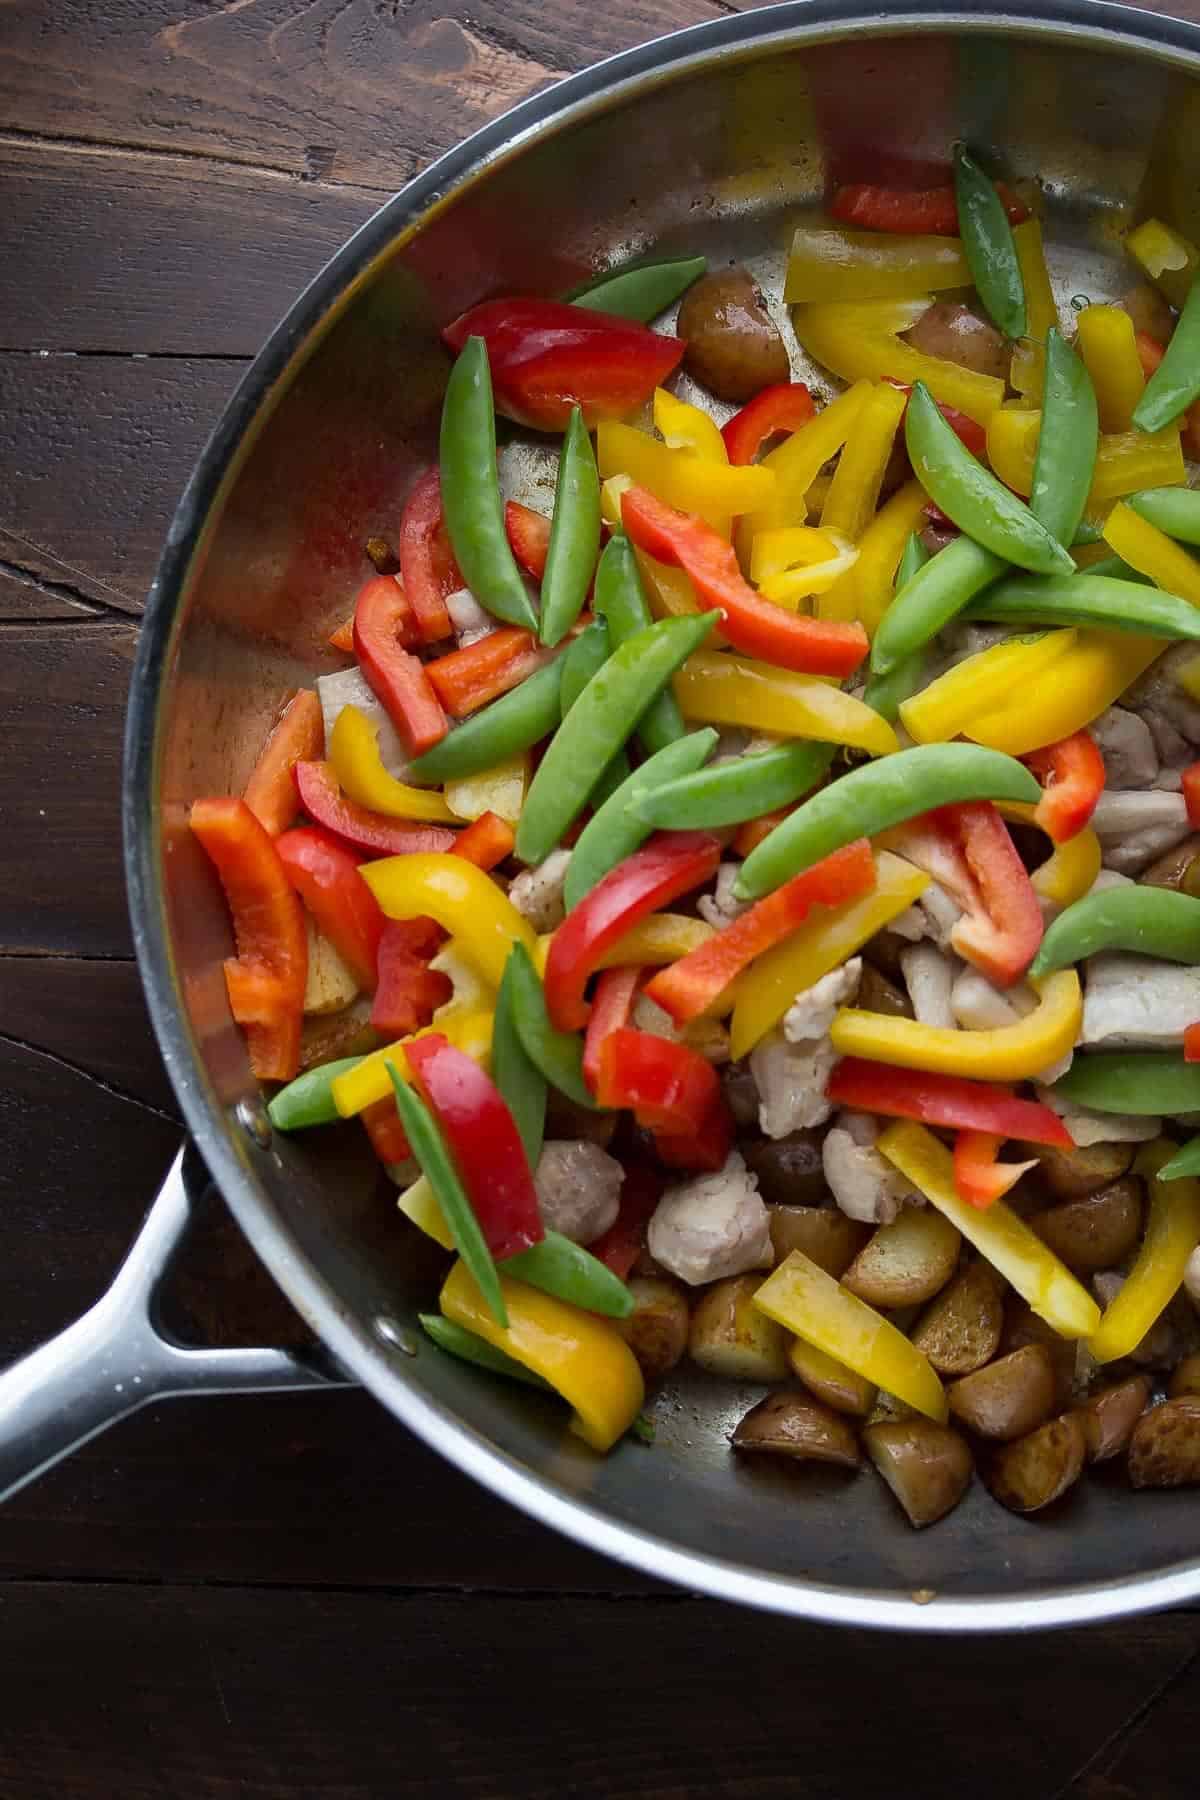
[1072,517,1105,547]
[419,1313,552,1389]
[266,1057,364,1131]
[870,533,1006,676]
[1134,271,1200,432]
[1030,329,1098,548]
[563,728,718,913]
[1158,1136,1200,1181]
[491,953,547,1168]
[504,1231,635,1319]
[593,532,687,754]
[504,941,599,1110]
[1128,486,1200,545]
[735,743,1041,900]
[539,404,601,646]
[953,144,1027,338]
[630,740,834,831]
[439,336,538,631]
[387,1063,507,1327]
[864,532,930,718]
[1079,554,1152,584]
[1031,886,1200,978]
[408,657,565,784]
[559,618,630,806]
[515,611,715,865]
[964,572,1200,639]
[569,255,707,321]
[1050,1053,1200,1116]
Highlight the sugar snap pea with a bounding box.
[440,336,539,632]
[1134,270,1200,433]
[1031,328,1098,548]
[504,942,598,1111]
[864,532,930,718]
[1050,1053,1200,1116]
[954,144,1027,338]
[492,952,547,1168]
[563,728,718,913]
[419,1314,552,1388]
[408,657,565,784]
[504,1232,635,1318]
[630,740,834,831]
[1128,487,1200,545]
[870,532,1006,676]
[267,1057,364,1131]
[1030,885,1200,978]
[964,572,1200,639]
[593,532,687,754]
[569,255,707,321]
[539,404,601,647]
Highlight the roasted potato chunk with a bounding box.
[1078,1375,1151,1462]
[744,1131,827,1207]
[863,1418,973,1528]
[1000,1299,1077,1408]
[618,1277,690,1384]
[1032,1178,1143,1276]
[1029,1140,1134,1201]
[1139,833,1200,891]
[788,1336,877,1416]
[766,1205,870,1277]
[948,1344,1057,1441]
[910,1260,1005,1376]
[677,266,790,402]
[842,1206,960,1309]
[732,1392,861,1467]
[856,963,914,1019]
[1128,1397,1200,1488]
[689,1275,789,1383]
[1168,1352,1200,1398]
[986,1413,1087,1513]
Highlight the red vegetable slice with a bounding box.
[398,469,455,643]
[1023,730,1105,843]
[370,921,452,1037]
[582,966,642,1094]
[594,1028,723,1139]
[276,825,385,992]
[891,801,1043,987]
[721,383,816,465]
[426,626,549,718]
[588,1160,664,1279]
[505,501,553,580]
[953,1130,1036,1209]
[825,1059,1074,1147]
[353,575,448,757]
[294,761,457,858]
[830,181,1028,235]
[242,690,325,837]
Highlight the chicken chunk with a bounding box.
[508,849,572,933]
[1091,706,1159,790]
[533,1140,624,1246]
[1091,790,1192,874]
[899,943,959,1028]
[888,877,964,949]
[445,586,494,649]
[782,959,862,1042]
[1126,644,1200,767]
[647,1151,773,1286]
[697,862,750,929]
[750,1030,838,1136]
[1036,1084,1161,1147]
[822,1109,918,1225]
[1081,952,1200,1050]
[951,967,1036,1030]
[316,667,410,778]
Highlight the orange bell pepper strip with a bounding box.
[189,797,308,1081]
[952,1130,1038,1209]
[1021,730,1105,843]
[451,810,515,871]
[505,501,552,579]
[353,574,447,757]
[425,627,550,718]
[397,468,455,643]
[830,181,1027,235]
[582,966,641,1094]
[327,617,356,653]
[242,689,324,837]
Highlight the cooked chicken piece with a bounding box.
[1090,706,1159,790]
[533,1140,624,1245]
[445,586,494,648]
[316,667,410,777]
[1036,1084,1161,1147]
[647,1151,773,1285]
[782,960,862,1041]
[1091,790,1192,874]
[950,967,1036,1031]
[889,877,964,949]
[508,849,572,933]
[899,943,959,1028]
[1081,951,1200,1049]
[904,301,1010,380]
[750,1030,838,1136]
[1126,644,1200,766]
[823,1109,918,1225]
[697,862,750,929]
[632,994,731,1065]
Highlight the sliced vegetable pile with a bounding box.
[192,153,1200,1510]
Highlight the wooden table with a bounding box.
[3,2,1200,1792]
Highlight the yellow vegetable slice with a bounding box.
[332,1009,493,1118]
[1088,1143,1200,1364]
[964,631,1162,756]
[830,970,1082,1082]
[899,629,1079,744]
[674,650,899,757]
[994,802,1101,910]
[444,751,530,826]
[361,852,534,989]
[399,1175,455,1251]
[329,705,459,822]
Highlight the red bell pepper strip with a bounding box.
[825,1058,1075,1146]
[595,1027,723,1137]
[406,1032,543,1259]
[242,690,324,837]
[620,485,868,678]
[370,921,452,1037]
[276,826,385,992]
[353,575,448,757]
[1186,1022,1200,1064]
[953,1129,1037,1209]
[653,1095,734,1173]
[294,760,457,859]
[830,181,1028,235]
[327,617,356,654]
[442,298,685,432]
[361,1095,413,1167]
[425,626,549,718]
[1022,730,1106,843]
[721,383,816,465]
[452,810,516,871]
[544,831,722,1031]
[588,1159,663,1279]
[645,840,876,1025]
[892,801,1044,987]
[1183,762,1200,830]
[505,501,552,580]
[189,797,307,1081]
[398,469,455,643]
[885,381,989,459]
[582,965,642,1094]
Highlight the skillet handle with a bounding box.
[0,1143,353,1502]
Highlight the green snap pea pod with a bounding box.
[593,532,686,754]
[1031,329,1098,548]
[1050,1053,1200,1116]
[559,618,630,804]
[515,611,715,865]
[905,382,1074,578]
[539,405,601,646]
[1079,554,1152,584]
[735,743,1041,901]
[504,942,598,1110]
[1072,517,1105,547]
[1030,886,1200,978]
[504,1231,634,1319]
[953,144,1027,338]
[1129,486,1200,544]
[408,657,564,783]
[266,1058,364,1131]
[419,1314,552,1389]
[440,336,539,632]
[1159,1136,1200,1181]
[569,255,707,321]
[387,1063,507,1327]
[963,572,1200,640]
[563,728,718,912]
[869,533,1006,676]
[630,741,834,831]
[864,533,929,719]
[492,952,547,1168]
[1134,270,1200,432]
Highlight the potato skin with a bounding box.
[1128,1397,1200,1488]
[863,1419,973,1528]
[1032,1178,1143,1276]
[986,1413,1087,1513]
[1139,833,1200,891]
[1029,1140,1134,1201]
[910,1260,1005,1376]
[732,1392,861,1467]
[618,1277,690,1384]
[1078,1375,1152,1463]
[743,1131,826,1207]
[842,1206,960,1309]
[688,1275,790,1383]
[904,301,1009,381]
[1000,1299,1077,1409]
[948,1344,1057,1441]
[856,963,914,1019]
[766,1205,870,1278]
[677,266,790,402]
[788,1336,877,1416]
[1168,1353,1200,1399]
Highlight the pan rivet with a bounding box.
[375,1316,418,1356]
[235,1097,273,1150]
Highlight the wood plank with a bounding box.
[0,1582,1196,1800]
[0,562,100,622]
[0,955,178,1115]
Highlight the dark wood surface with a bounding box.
[4,2,1200,1792]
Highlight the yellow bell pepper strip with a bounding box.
[1087,1141,1200,1363]
[877,1122,1101,1339]
[995,802,1102,909]
[444,750,529,827]
[818,479,929,635]
[830,969,1082,1081]
[399,1173,455,1250]
[1103,500,1200,606]
[328,705,459,822]
[899,629,1079,744]
[818,380,910,544]
[986,407,1186,506]
[737,380,873,545]
[783,224,971,303]
[332,1008,493,1117]
[426,941,493,1024]
[1125,217,1199,311]
[792,297,1007,426]
[653,386,727,462]
[757,536,859,611]
[1074,306,1147,433]
[753,1250,948,1422]
[1008,217,1059,402]
[673,650,899,758]
[359,852,534,990]
[596,420,773,537]
[750,524,842,582]
[729,850,929,1058]
[595,912,715,969]
[439,1258,645,1452]
[963,630,1163,756]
